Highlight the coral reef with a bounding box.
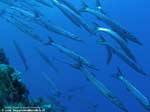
[0,48,54,111]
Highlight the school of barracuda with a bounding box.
[0,0,149,112]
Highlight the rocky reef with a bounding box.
[0,48,60,111]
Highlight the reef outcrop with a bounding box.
[0,48,53,111]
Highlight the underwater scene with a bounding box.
[0,0,150,112]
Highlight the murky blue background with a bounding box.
[0,0,150,112]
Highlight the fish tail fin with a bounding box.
[79,0,89,12]
[44,36,54,45]
[112,67,124,80]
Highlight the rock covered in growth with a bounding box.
[0,64,61,111]
[0,48,25,107]
[0,64,30,108]
[0,48,54,111]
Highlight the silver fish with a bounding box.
[51,0,94,34]
[99,37,147,76]
[80,1,142,45]
[45,36,98,70]
[95,25,136,63]
[115,68,150,110]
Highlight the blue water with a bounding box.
[0,0,150,112]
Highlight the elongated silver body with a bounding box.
[116,70,150,110]
[45,37,97,70]
[51,0,93,33]
[97,27,136,62]
[77,65,128,112]
[99,39,147,76]
[81,6,142,45]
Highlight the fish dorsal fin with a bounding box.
[126,88,131,92]
[71,61,83,70]
[96,0,102,9]
[43,36,54,46]
[95,0,108,16]
[99,35,106,42]
[117,67,123,75]
[79,0,89,12]
[92,22,100,31]
[47,36,54,44]
[106,46,113,65]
